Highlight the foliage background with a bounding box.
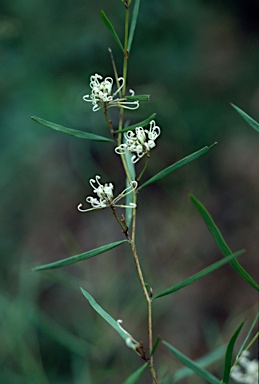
[0,0,258,383]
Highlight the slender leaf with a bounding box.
[151,336,161,356]
[31,116,113,142]
[80,287,128,342]
[125,94,150,101]
[100,10,124,52]
[172,344,226,383]
[128,0,140,52]
[154,250,245,299]
[236,310,259,360]
[32,240,127,271]
[222,322,244,384]
[190,194,259,291]
[139,143,217,190]
[115,113,156,133]
[163,341,221,384]
[123,363,148,384]
[231,103,259,132]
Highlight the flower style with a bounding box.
[83,73,139,112]
[231,351,258,384]
[77,175,138,212]
[115,120,161,163]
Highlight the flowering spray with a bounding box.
[32,1,258,383]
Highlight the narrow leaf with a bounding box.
[172,344,226,383]
[31,116,113,142]
[139,143,217,190]
[80,287,128,342]
[33,240,127,271]
[154,250,245,299]
[115,113,156,134]
[237,310,259,358]
[231,103,259,132]
[100,10,124,52]
[163,341,221,384]
[123,363,148,384]
[151,336,161,356]
[222,321,244,384]
[128,0,140,52]
[125,94,150,101]
[190,194,259,291]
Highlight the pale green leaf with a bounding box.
[115,113,156,134]
[231,104,259,132]
[123,363,148,384]
[100,10,124,52]
[31,116,113,142]
[33,240,127,271]
[190,194,259,291]
[154,250,245,299]
[128,0,140,52]
[163,341,221,384]
[139,143,217,190]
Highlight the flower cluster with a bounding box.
[83,73,139,111]
[231,351,258,384]
[77,175,138,212]
[115,120,161,163]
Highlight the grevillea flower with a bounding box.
[83,73,139,112]
[115,120,161,163]
[77,175,138,212]
[231,351,258,384]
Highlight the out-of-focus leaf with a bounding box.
[123,363,148,384]
[115,113,156,133]
[154,250,245,299]
[231,104,259,132]
[163,341,221,384]
[32,240,127,271]
[139,143,217,190]
[190,194,259,291]
[125,94,150,101]
[31,116,113,142]
[237,311,259,358]
[172,344,226,383]
[151,336,161,356]
[100,10,124,52]
[222,322,244,384]
[128,0,140,52]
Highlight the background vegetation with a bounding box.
[0,0,258,382]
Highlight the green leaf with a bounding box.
[172,344,226,383]
[154,250,245,299]
[125,94,150,101]
[32,240,127,271]
[189,194,259,291]
[100,10,124,52]
[237,311,259,358]
[31,116,113,142]
[139,143,217,190]
[115,113,156,134]
[151,336,161,356]
[231,103,259,132]
[80,287,129,342]
[123,363,148,384]
[222,321,244,384]
[163,341,221,384]
[128,0,140,52]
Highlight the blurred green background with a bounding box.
[0,0,258,383]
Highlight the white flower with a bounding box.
[83,73,139,112]
[115,120,161,163]
[77,175,138,212]
[231,351,258,384]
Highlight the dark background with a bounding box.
[0,0,258,383]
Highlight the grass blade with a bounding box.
[154,250,245,299]
[115,113,156,134]
[189,194,259,291]
[231,103,259,132]
[32,240,127,271]
[31,116,113,142]
[163,341,221,384]
[100,10,124,52]
[222,321,244,384]
[139,143,217,190]
[123,363,148,384]
[128,0,140,52]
